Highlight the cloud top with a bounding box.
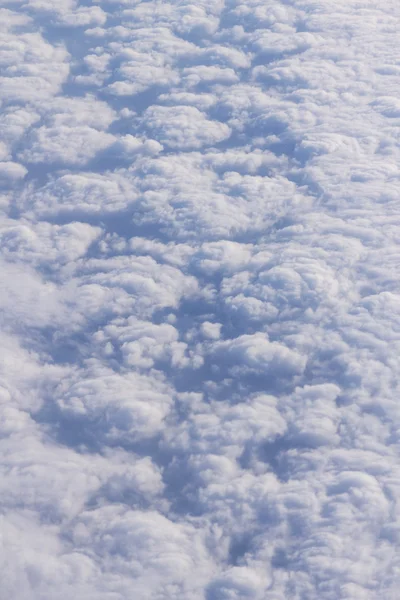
[1,0,400,599]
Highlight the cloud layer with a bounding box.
[1,1,400,598]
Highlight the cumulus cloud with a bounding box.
[142,105,231,150]
[20,125,116,165]
[18,95,117,165]
[0,161,27,181]
[2,0,400,599]
[0,27,69,104]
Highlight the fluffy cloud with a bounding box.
[2,0,400,598]
[19,126,116,165]
[0,25,69,104]
[142,105,231,150]
[18,96,117,165]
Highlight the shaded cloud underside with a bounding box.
[1,0,400,598]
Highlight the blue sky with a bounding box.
[1,1,400,598]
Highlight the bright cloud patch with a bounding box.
[143,105,232,149]
[1,1,400,599]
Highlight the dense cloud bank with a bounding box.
[1,0,400,598]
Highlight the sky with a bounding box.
[1,0,400,598]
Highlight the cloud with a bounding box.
[107,51,180,96]
[213,332,306,380]
[2,0,400,598]
[19,126,116,165]
[17,95,117,166]
[142,105,231,150]
[22,171,139,216]
[0,27,69,104]
[55,367,174,445]
[0,161,27,181]
[0,219,101,266]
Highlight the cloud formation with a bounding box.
[1,0,400,599]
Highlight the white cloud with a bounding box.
[213,332,306,379]
[0,29,69,103]
[19,125,116,165]
[17,95,117,165]
[182,65,240,87]
[107,50,180,96]
[56,368,174,443]
[58,6,107,27]
[0,161,27,180]
[0,219,101,266]
[21,171,139,216]
[201,321,221,340]
[143,105,231,149]
[0,259,66,329]
[2,0,400,598]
